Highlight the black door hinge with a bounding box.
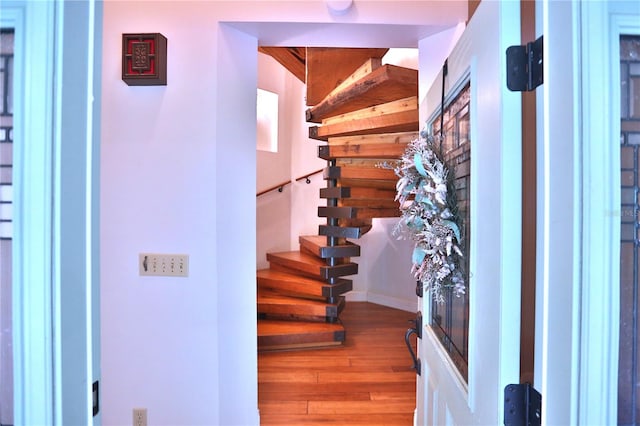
[92,380,99,416]
[416,280,423,298]
[506,36,543,92]
[504,383,541,426]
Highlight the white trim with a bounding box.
[345,290,368,302]
[344,290,415,312]
[579,3,640,424]
[3,1,57,424]
[366,292,415,313]
[466,54,479,415]
[535,1,582,424]
[52,2,64,424]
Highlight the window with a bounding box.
[430,82,471,381]
[256,88,278,153]
[618,34,640,426]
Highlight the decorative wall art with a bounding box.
[122,33,167,86]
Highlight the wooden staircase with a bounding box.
[257,48,419,351]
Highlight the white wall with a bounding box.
[101,4,223,424]
[350,219,416,311]
[257,53,294,268]
[100,2,466,424]
[256,52,326,268]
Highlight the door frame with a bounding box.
[4,1,102,424]
[536,1,640,424]
[4,2,57,423]
[579,1,640,423]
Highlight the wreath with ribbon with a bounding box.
[392,130,466,303]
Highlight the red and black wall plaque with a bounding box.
[122,33,167,86]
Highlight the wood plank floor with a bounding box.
[259,302,417,425]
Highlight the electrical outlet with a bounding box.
[139,253,189,277]
[133,408,147,426]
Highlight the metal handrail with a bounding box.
[256,168,323,197]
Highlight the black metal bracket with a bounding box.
[504,383,542,426]
[405,312,422,375]
[506,36,543,92]
[92,380,99,416]
[416,280,423,298]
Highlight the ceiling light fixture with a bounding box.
[325,0,353,15]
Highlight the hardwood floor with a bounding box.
[258,302,417,425]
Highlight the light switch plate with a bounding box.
[139,253,189,277]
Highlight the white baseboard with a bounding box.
[345,290,368,302]
[346,291,416,312]
[366,292,416,312]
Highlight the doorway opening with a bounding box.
[255,44,420,421]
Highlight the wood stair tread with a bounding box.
[299,235,361,258]
[258,290,341,307]
[344,186,397,200]
[318,142,409,160]
[339,198,399,209]
[306,64,418,123]
[258,319,346,351]
[327,131,418,146]
[305,48,389,106]
[322,162,398,182]
[338,178,397,190]
[258,290,345,319]
[352,207,401,219]
[309,97,419,141]
[268,250,327,267]
[257,269,353,299]
[267,251,358,279]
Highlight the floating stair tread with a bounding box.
[267,251,358,279]
[258,319,346,351]
[324,160,399,181]
[318,142,409,160]
[340,198,400,209]
[306,64,418,123]
[327,131,419,146]
[321,96,417,127]
[347,186,398,200]
[339,178,397,190]
[258,291,343,318]
[338,158,400,181]
[352,207,401,219]
[306,48,389,107]
[258,47,306,83]
[299,235,361,258]
[325,57,382,100]
[257,269,352,299]
[309,110,419,141]
[268,250,326,269]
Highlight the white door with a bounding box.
[416,1,522,424]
